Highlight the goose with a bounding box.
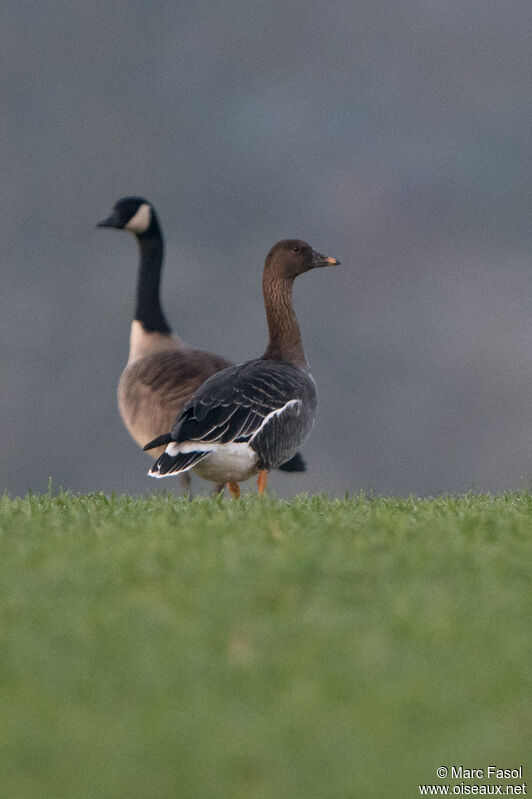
[144,239,340,497]
[97,197,306,492]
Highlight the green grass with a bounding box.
[0,491,531,798]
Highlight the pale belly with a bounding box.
[189,442,259,483]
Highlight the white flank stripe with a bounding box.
[249,399,301,442]
[166,441,216,455]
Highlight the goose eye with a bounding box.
[292,246,301,253]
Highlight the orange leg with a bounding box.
[227,481,240,499]
[257,470,268,494]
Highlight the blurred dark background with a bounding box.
[2,1,532,497]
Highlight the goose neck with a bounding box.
[134,221,171,334]
[262,273,307,365]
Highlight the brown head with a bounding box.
[264,239,340,280]
[262,239,340,364]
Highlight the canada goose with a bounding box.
[97,198,306,492]
[145,240,339,497]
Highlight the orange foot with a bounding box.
[227,481,240,499]
[257,470,268,495]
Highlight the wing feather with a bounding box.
[148,449,209,478]
[170,360,311,450]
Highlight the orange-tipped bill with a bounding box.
[312,251,341,268]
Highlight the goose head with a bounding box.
[264,239,340,280]
[97,196,155,236]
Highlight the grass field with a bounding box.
[0,491,530,798]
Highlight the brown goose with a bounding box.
[144,239,339,497]
[97,198,306,491]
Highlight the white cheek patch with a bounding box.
[125,203,151,233]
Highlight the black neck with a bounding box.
[134,219,171,334]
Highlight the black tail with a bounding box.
[277,452,306,473]
[149,449,210,478]
[143,432,172,451]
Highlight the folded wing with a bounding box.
[146,359,316,476]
